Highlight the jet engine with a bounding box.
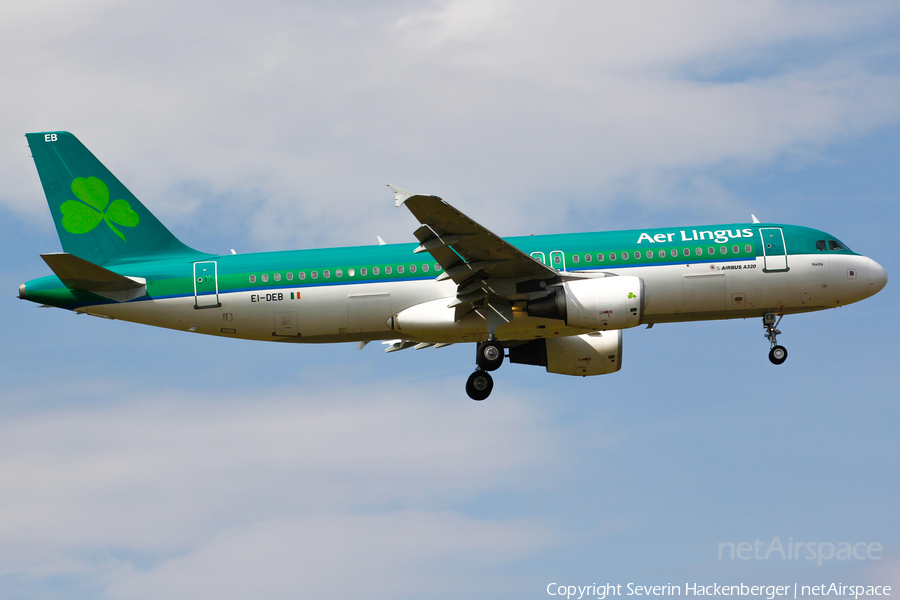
[527,276,644,330]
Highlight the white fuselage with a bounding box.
[80,253,882,345]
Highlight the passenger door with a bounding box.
[193,261,220,308]
[760,228,788,272]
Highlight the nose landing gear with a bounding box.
[763,313,788,365]
[466,338,504,400]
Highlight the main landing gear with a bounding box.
[763,313,788,365]
[466,338,504,400]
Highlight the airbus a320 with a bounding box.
[19,132,888,400]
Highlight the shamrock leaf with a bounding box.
[61,200,104,233]
[71,177,109,211]
[60,177,140,241]
[106,199,140,227]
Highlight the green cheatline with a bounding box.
[60,176,140,241]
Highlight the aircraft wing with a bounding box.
[391,186,560,326]
[390,185,557,286]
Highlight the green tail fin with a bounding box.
[26,132,203,265]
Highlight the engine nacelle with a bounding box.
[388,297,485,341]
[527,276,644,330]
[509,331,622,376]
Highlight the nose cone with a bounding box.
[868,259,888,296]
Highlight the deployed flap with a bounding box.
[389,185,557,284]
[41,253,146,301]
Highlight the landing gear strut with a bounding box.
[466,338,504,400]
[763,313,788,365]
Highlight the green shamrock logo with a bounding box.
[60,177,139,241]
[628,292,636,299]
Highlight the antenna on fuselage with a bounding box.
[751,215,760,224]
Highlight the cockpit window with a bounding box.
[816,240,826,251]
[828,240,845,251]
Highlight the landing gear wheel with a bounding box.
[768,345,788,365]
[476,341,504,371]
[465,369,493,401]
[763,314,788,365]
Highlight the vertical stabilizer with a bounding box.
[26,132,203,265]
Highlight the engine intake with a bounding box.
[526,276,644,330]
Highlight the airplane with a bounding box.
[18,132,888,400]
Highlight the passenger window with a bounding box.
[274,273,281,281]
[584,254,592,262]
[422,264,429,272]
[695,247,702,256]
[373,267,380,275]
[720,246,727,254]
[434,263,441,271]
[398,265,404,274]
[249,275,256,283]
[707,247,715,255]
[622,252,629,260]
[744,244,752,253]
[336,269,343,277]
[311,271,318,279]
[299,272,306,280]
[262,274,269,282]
[816,240,826,251]
[732,245,739,254]
[670,249,678,258]
[386,266,392,274]
[646,250,653,259]
[597,253,604,262]
[683,248,690,257]
[286,272,293,281]
[348,268,355,277]
[324,270,330,278]
[360,268,367,276]
[634,251,641,259]
[829,240,844,250]
[410,265,416,273]
[572,255,580,263]
[610,253,617,261]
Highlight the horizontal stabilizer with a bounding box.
[40,253,146,302]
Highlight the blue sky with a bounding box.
[1,1,898,598]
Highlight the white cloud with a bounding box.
[0,380,579,596]
[105,512,552,600]
[1,0,898,249]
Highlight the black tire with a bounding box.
[465,370,493,401]
[476,341,504,371]
[769,345,788,365]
